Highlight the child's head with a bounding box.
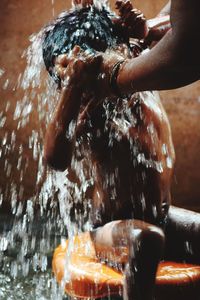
[42,6,127,79]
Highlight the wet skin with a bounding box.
[44,44,175,227]
[116,0,200,93]
[44,1,200,298]
[73,0,200,93]
[44,45,174,300]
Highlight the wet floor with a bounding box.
[0,270,122,300]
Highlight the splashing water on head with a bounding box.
[72,0,108,10]
[0,2,116,298]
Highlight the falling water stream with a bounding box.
[0,1,174,299]
[0,25,66,300]
[0,1,120,299]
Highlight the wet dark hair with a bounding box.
[42,6,127,78]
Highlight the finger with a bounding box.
[135,12,146,21]
[123,11,137,24]
[54,64,65,80]
[115,0,124,10]
[72,59,86,77]
[126,8,142,17]
[124,10,146,26]
[118,1,133,17]
[73,53,102,79]
[145,24,170,43]
[71,45,82,56]
[55,54,69,67]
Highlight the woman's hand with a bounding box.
[144,2,171,46]
[145,15,171,46]
[54,46,126,99]
[54,46,102,89]
[113,0,148,40]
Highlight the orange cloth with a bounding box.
[52,232,200,299]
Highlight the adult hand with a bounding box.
[55,46,126,98]
[54,46,102,89]
[113,0,148,40]
[145,15,171,46]
[144,1,171,46]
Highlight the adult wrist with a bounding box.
[109,59,125,97]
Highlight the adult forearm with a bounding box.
[117,29,199,93]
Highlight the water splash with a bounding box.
[72,0,108,10]
[0,20,101,297]
[52,0,55,17]
[0,26,67,299]
[0,2,175,299]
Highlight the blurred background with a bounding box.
[0,0,200,212]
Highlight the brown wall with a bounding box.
[0,0,200,211]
